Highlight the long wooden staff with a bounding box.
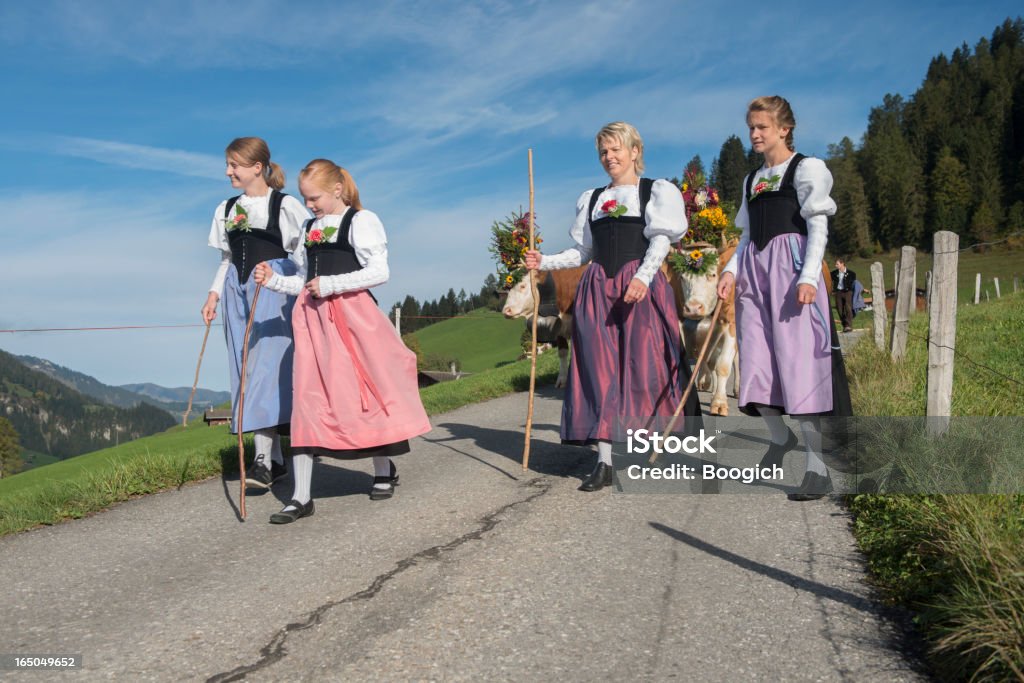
[522,149,539,471]
[237,284,263,519]
[183,320,212,427]
[649,303,722,464]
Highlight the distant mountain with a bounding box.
[15,356,229,417]
[119,383,230,407]
[1,350,176,465]
[18,355,163,410]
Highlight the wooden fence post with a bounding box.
[974,273,981,304]
[394,306,401,335]
[870,262,886,351]
[995,277,1001,299]
[927,232,958,437]
[925,270,932,308]
[891,246,916,360]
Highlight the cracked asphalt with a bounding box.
[0,382,923,681]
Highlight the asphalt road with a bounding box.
[0,369,922,682]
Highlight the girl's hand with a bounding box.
[717,272,735,300]
[252,262,272,286]
[623,278,648,304]
[306,277,322,298]
[201,292,219,323]
[797,283,817,305]
[524,249,542,271]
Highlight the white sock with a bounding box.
[283,453,313,510]
[597,440,613,466]
[253,430,274,467]
[798,418,828,476]
[372,456,392,489]
[758,406,791,444]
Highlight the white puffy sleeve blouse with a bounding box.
[539,178,687,286]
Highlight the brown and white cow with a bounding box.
[663,241,738,416]
[502,265,587,387]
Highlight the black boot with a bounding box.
[787,471,834,501]
[759,429,798,470]
[579,462,613,492]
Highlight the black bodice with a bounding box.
[586,177,654,278]
[225,191,288,284]
[745,153,808,251]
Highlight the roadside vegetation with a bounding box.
[845,293,1024,681]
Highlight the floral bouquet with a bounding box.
[489,210,541,289]
[305,226,338,248]
[668,246,719,278]
[679,168,736,245]
[227,204,253,232]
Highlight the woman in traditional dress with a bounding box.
[717,96,851,501]
[201,137,308,490]
[254,159,430,523]
[525,122,702,492]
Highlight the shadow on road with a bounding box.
[648,521,874,613]
[426,420,590,479]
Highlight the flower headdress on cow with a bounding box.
[679,168,736,246]
[489,210,542,289]
[668,244,719,277]
[670,168,739,278]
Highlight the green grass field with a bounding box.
[412,307,528,372]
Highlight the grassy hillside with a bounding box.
[841,241,1022,306]
[412,307,527,372]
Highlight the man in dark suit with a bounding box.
[831,259,856,332]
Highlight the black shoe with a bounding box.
[369,460,399,501]
[269,499,315,524]
[245,462,273,489]
[759,429,798,470]
[247,459,287,489]
[579,462,613,492]
[787,471,834,501]
[843,326,853,333]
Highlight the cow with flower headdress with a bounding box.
[665,238,739,416]
[491,211,586,387]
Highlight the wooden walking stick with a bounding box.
[649,303,722,464]
[522,149,540,471]
[237,283,263,519]
[183,320,212,427]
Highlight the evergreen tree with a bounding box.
[928,147,972,236]
[970,200,999,246]
[826,137,872,256]
[0,416,22,478]
[860,94,927,248]
[711,135,749,206]
[400,295,421,333]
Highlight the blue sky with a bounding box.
[0,0,1019,392]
